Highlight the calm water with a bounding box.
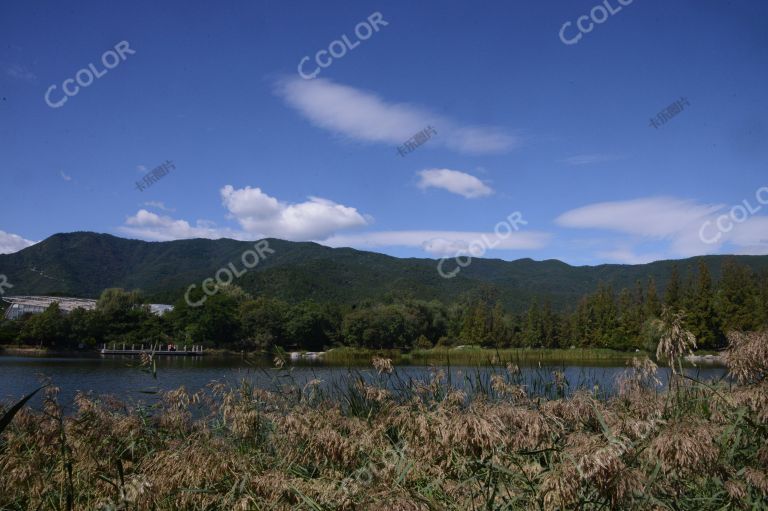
[0,353,729,410]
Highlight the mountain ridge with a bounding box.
[2,231,767,312]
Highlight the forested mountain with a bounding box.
[2,232,767,351]
[2,232,768,312]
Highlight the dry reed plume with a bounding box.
[1,332,767,510]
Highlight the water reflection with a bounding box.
[0,354,728,410]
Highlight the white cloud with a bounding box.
[595,247,667,265]
[136,165,147,174]
[556,197,722,239]
[5,65,36,82]
[120,186,370,243]
[556,196,768,258]
[0,230,36,254]
[324,230,550,257]
[120,210,242,242]
[142,201,175,212]
[417,169,493,198]
[59,171,72,181]
[220,185,369,240]
[275,77,519,154]
[723,216,768,255]
[559,154,623,166]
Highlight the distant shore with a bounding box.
[0,344,727,367]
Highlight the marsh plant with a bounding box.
[656,307,697,375]
[2,332,768,510]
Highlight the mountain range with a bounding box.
[2,232,767,312]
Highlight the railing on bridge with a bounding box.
[99,343,205,355]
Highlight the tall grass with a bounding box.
[322,346,643,367]
[1,333,766,510]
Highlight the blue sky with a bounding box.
[1,0,767,265]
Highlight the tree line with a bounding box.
[1,259,766,352]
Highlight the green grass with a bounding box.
[321,346,645,366]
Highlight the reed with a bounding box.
[1,332,766,510]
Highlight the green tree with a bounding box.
[342,305,406,349]
[687,260,722,349]
[20,303,68,347]
[665,265,682,310]
[238,297,288,350]
[716,259,759,333]
[95,288,152,344]
[67,307,98,348]
[645,277,661,318]
[413,334,433,350]
[168,293,240,348]
[286,301,337,351]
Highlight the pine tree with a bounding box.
[688,260,721,349]
[540,300,559,348]
[716,259,759,333]
[489,302,509,347]
[590,283,618,348]
[665,264,682,310]
[646,277,661,318]
[617,287,641,349]
[460,301,490,344]
[523,299,542,347]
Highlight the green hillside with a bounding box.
[2,232,768,312]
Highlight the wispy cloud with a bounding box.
[275,77,520,154]
[5,65,36,82]
[556,196,768,258]
[595,247,667,265]
[59,171,72,182]
[0,230,36,254]
[323,230,550,257]
[556,197,721,239]
[417,169,493,198]
[142,201,175,212]
[120,210,242,242]
[559,154,624,166]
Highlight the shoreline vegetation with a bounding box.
[0,344,725,367]
[1,330,766,509]
[1,258,766,359]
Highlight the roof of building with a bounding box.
[2,296,174,315]
[2,295,97,312]
[149,303,174,315]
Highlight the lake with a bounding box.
[0,353,729,409]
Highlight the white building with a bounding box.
[2,296,173,320]
[2,296,97,320]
